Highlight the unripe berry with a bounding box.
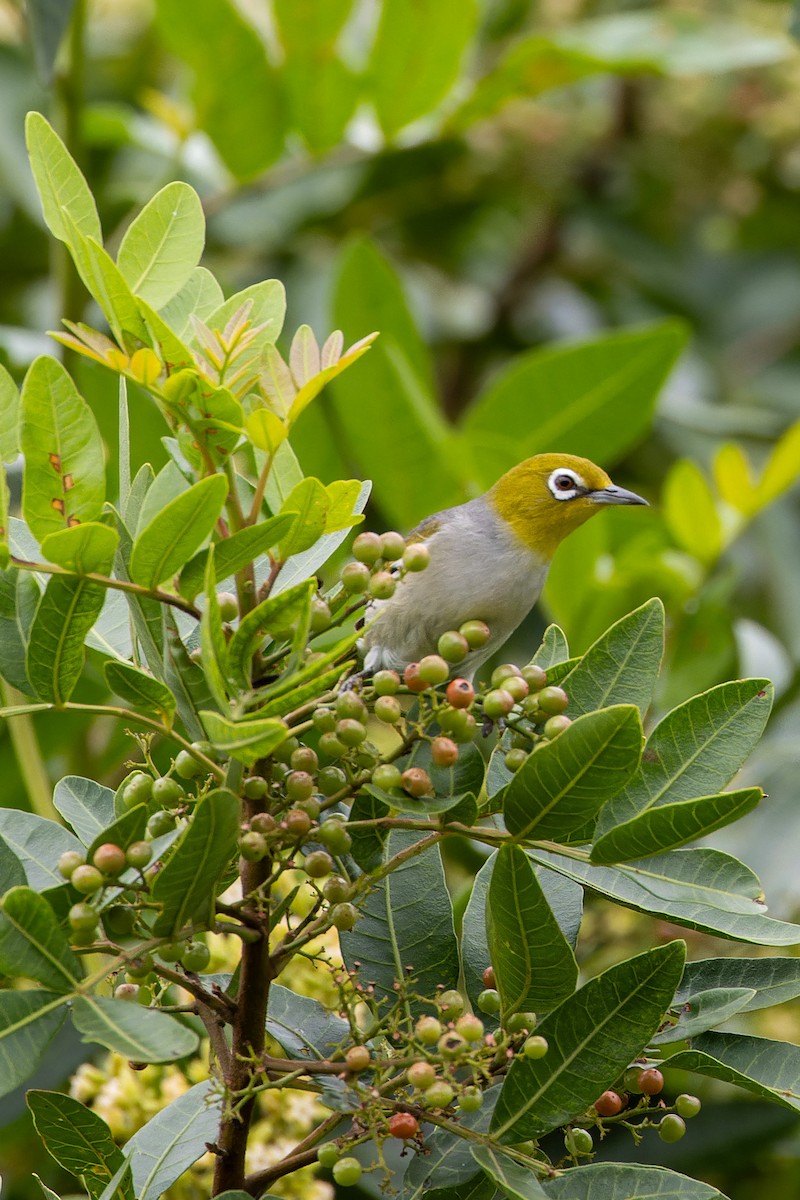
[503,675,529,702]
[675,1094,702,1119]
[373,669,400,696]
[152,777,184,806]
[407,1061,437,1089]
[415,1016,443,1045]
[146,810,176,839]
[103,906,136,937]
[388,1113,419,1140]
[369,571,396,600]
[417,655,449,686]
[336,718,367,747]
[401,767,433,798]
[271,762,290,783]
[58,850,86,879]
[174,750,203,780]
[126,841,152,869]
[159,940,188,963]
[115,983,140,1002]
[523,1035,549,1059]
[438,989,465,1018]
[452,714,478,743]
[341,561,370,594]
[332,1157,362,1186]
[459,620,490,649]
[659,1114,687,1143]
[286,771,315,801]
[182,941,211,972]
[331,902,358,931]
[251,812,278,835]
[71,865,104,894]
[336,691,367,721]
[121,773,153,807]
[445,678,474,709]
[456,1014,485,1042]
[316,1143,340,1168]
[459,1086,484,1113]
[594,1090,624,1117]
[345,1045,371,1072]
[317,765,346,796]
[318,732,346,760]
[423,1080,455,1108]
[380,531,406,560]
[565,1128,593,1155]
[322,875,352,903]
[504,748,527,773]
[403,662,429,692]
[310,597,332,633]
[403,543,430,572]
[304,850,333,879]
[437,630,469,664]
[374,695,402,724]
[239,831,268,861]
[483,689,515,719]
[537,686,569,715]
[543,715,572,739]
[522,664,548,690]
[623,1066,645,1093]
[290,746,318,774]
[481,965,496,989]
[506,1011,537,1034]
[92,843,127,876]
[431,737,459,767]
[317,820,352,855]
[477,989,501,1015]
[372,763,403,791]
[352,531,383,564]
[126,952,154,979]
[491,663,523,687]
[68,902,98,931]
[637,1067,664,1096]
[313,708,336,733]
[284,809,313,838]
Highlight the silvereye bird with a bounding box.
[361,454,647,680]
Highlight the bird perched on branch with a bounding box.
[361,453,647,681]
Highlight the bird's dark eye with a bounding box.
[555,475,575,491]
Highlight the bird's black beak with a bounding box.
[589,484,649,507]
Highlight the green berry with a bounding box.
[126,841,153,869]
[523,1035,549,1059]
[322,875,352,903]
[407,1061,436,1089]
[565,1127,593,1155]
[182,941,211,972]
[243,776,268,800]
[369,571,396,600]
[437,630,469,664]
[297,796,321,820]
[659,1114,687,1143]
[316,1143,340,1168]
[504,748,528,773]
[506,1011,537,1034]
[239,831,268,861]
[126,952,154,980]
[345,1045,371,1072]
[352,531,383,564]
[459,620,490,649]
[286,770,315,801]
[373,669,400,696]
[372,763,403,790]
[522,664,547,690]
[452,713,478,743]
[318,732,346,760]
[415,1016,443,1045]
[291,746,319,773]
[374,695,402,724]
[102,906,136,937]
[418,655,449,686]
[317,765,346,796]
[491,663,522,687]
[174,749,203,779]
[58,850,86,879]
[459,1087,484,1113]
[336,691,367,721]
[159,940,188,963]
[403,543,430,572]
[68,902,98,931]
[305,850,333,878]
[273,736,300,764]
[71,865,104,894]
[543,715,572,739]
[217,591,238,621]
[317,821,352,855]
[121,773,153,807]
[330,902,358,931]
[341,561,370,594]
[313,708,336,733]
[92,843,127,876]
[152,777,184,806]
[438,989,465,1018]
[310,597,332,633]
[423,1081,455,1108]
[537,686,569,715]
[336,718,367,747]
[455,1014,484,1042]
[483,689,515,719]
[477,989,501,1015]
[271,762,290,783]
[146,810,177,839]
[381,531,406,560]
[675,1094,702,1119]
[332,1157,362,1187]
[503,675,529,702]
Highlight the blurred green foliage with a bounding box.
[2,1,800,1195]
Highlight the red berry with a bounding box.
[595,1090,624,1116]
[481,965,496,989]
[431,737,459,767]
[638,1068,664,1096]
[388,1113,419,1140]
[401,768,433,798]
[404,663,430,692]
[446,678,474,708]
[92,843,127,876]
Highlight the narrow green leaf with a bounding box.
[163,611,209,742]
[25,111,102,246]
[104,660,177,724]
[530,624,569,669]
[228,580,314,688]
[21,356,105,542]
[178,512,296,602]
[544,1163,730,1199]
[664,459,722,564]
[130,474,228,588]
[488,845,578,1016]
[0,991,68,1100]
[677,957,800,1014]
[561,599,664,717]
[199,549,232,709]
[41,523,119,574]
[198,713,289,767]
[502,705,642,843]
[117,182,205,308]
[0,361,19,463]
[28,1090,127,1195]
[490,942,685,1141]
[53,776,116,847]
[471,1146,548,1200]
[591,787,763,864]
[135,462,189,537]
[652,986,755,1045]
[0,886,81,991]
[593,679,773,849]
[26,575,106,704]
[151,789,241,935]
[66,223,151,347]
[0,466,9,569]
[72,995,198,1063]
[0,809,84,890]
[668,1031,800,1114]
[0,568,40,693]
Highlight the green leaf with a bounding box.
[155,0,285,180]
[0,361,19,463]
[130,474,228,588]
[0,839,26,892]
[0,991,68,1100]
[0,809,84,890]
[159,267,224,339]
[26,0,76,83]
[757,419,800,507]
[591,787,763,864]
[490,942,685,1141]
[402,1087,500,1199]
[28,1090,127,1196]
[151,788,240,936]
[40,523,119,574]
[502,705,642,843]
[205,279,286,347]
[116,1080,222,1200]
[370,0,478,137]
[0,886,81,992]
[25,111,102,247]
[21,356,105,542]
[72,995,198,1063]
[0,466,9,569]
[272,480,371,596]
[340,831,459,1018]
[26,575,106,704]
[228,580,314,687]
[461,322,687,488]
[178,513,296,602]
[488,845,578,1016]
[652,986,756,1045]
[66,223,151,347]
[278,477,328,558]
[86,804,149,862]
[560,599,664,718]
[135,462,189,536]
[163,612,209,742]
[199,549,232,709]
[266,983,350,1110]
[104,660,177,724]
[0,568,40,692]
[593,679,773,852]
[531,847,800,945]
[664,459,722,564]
[53,776,116,847]
[530,625,569,669]
[677,957,800,1015]
[668,1031,800,1114]
[543,1163,730,1199]
[198,712,289,767]
[471,1147,548,1200]
[117,182,205,308]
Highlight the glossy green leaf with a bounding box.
[668,1031,800,1114]
[53,776,116,847]
[0,467,9,569]
[531,847,800,944]
[163,612,210,742]
[472,1146,548,1200]
[130,474,228,588]
[198,712,290,767]
[544,1164,729,1199]
[490,942,685,1141]
[0,991,67,1100]
[272,479,371,595]
[591,787,763,864]
[502,705,642,843]
[488,845,578,1016]
[66,224,151,347]
[278,477,328,558]
[135,462,189,536]
[86,804,148,862]
[370,0,478,137]
[402,1087,500,1199]
[664,459,722,564]
[228,580,314,687]
[0,809,83,890]
[560,598,664,717]
[72,995,198,1063]
[159,267,224,339]
[104,660,177,723]
[151,788,240,936]
[461,322,687,488]
[0,362,19,463]
[266,983,349,1110]
[340,831,459,1018]
[25,111,102,247]
[530,625,569,669]
[0,840,26,893]
[26,575,106,704]
[21,356,105,542]
[593,679,773,851]
[28,1090,127,1196]
[40,523,119,574]
[0,887,81,992]
[652,986,756,1045]
[116,1080,222,1200]
[677,957,800,1014]
[178,512,296,602]
[0,568,39,692]
[117,182,205,308]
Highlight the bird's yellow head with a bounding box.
[490,453,648,559]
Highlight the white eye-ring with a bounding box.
[547,467,585,501]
